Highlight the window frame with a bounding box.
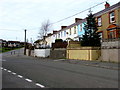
[97,16,102,27]
[69,28,71,35]
[74,26,76,34]
[109,11,116,24]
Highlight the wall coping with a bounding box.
[67,47,100,50]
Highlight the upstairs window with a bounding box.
[74,26,76,34]
[97,17,102,26]
[58,33,60,38]
[80,24,82,31]
[61,32,62,37]
[109,11,115,23]
[64,31,66,36]
[70,28,71,35]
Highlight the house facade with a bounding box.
[8,41,20,47]
[54,18,85,42]
[0,39,7,47]
[95,2,120,40]
[35,2,120,48]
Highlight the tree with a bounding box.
[81,12,101,46]
[38,19,52,40]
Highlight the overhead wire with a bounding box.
[0,0,109,31]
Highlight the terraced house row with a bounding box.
[39,2,120,48]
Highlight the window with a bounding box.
[98,32,103,42]
[61,32,62,37]
[70,28,71,35]
[58,33,60,38]
[108,31,115,39]
[64,31,66,36]
[80,24,82,31]
[97,17,102,26]
[109,11,115,23]
[74,26,76,34]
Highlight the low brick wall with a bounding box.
[67,47,101,60]
[50,48,66,59]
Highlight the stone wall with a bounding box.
[100,39,120,63]
[101,49,120,63]
[50,48,66,59]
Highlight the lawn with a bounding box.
[0,47,23,53]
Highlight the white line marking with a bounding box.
[7,70,11,73]
[12,72,16,75]
[36,83,45,88]
[54,59,65,61]
[25,78,32,82]
[17,75,23,78]
[3,69,7,71]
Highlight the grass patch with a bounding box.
[0,47,23,53]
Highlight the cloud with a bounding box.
[0,0,120,41]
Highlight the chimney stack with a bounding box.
[105,2,110,9]
[75,18,83,23]
[53,31,58,34]
[61,26,67,29]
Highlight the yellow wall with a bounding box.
[67,47,101,60]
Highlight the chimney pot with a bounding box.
[75,18,82,23]
[105,2,110,9]
[61,26,67,29]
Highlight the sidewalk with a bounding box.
[52,59,119,70]
[2,48,119,70]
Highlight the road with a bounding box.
[1,48,119,88]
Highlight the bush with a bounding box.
[55,39,63,43]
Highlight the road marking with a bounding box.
[25,78,32,82]
[7,70,11,73]
[35,83,45,88]
[54,59,65,61]
[12,72,16,75]
[2,67,46,88]
[18,75,23,78]
[3,68,7,71]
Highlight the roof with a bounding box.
[8,41,20,43]
[107,24,120,30]
[94,1,120,17]
[57,19,86,33]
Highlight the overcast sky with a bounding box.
[0,0,119,42]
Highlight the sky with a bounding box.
[0,0,119,42]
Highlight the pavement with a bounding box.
[51,59,119,70]
[1,48,119,70]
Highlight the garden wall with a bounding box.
[50,48,66,59]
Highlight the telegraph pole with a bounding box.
[24,29,27,55]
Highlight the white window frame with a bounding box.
[109,11,115,23]
[97,17,102,26]
[74,26,76,34]
[80,24,82,31]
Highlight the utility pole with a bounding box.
[24,29,27,55]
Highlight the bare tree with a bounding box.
[38,19,52,40]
